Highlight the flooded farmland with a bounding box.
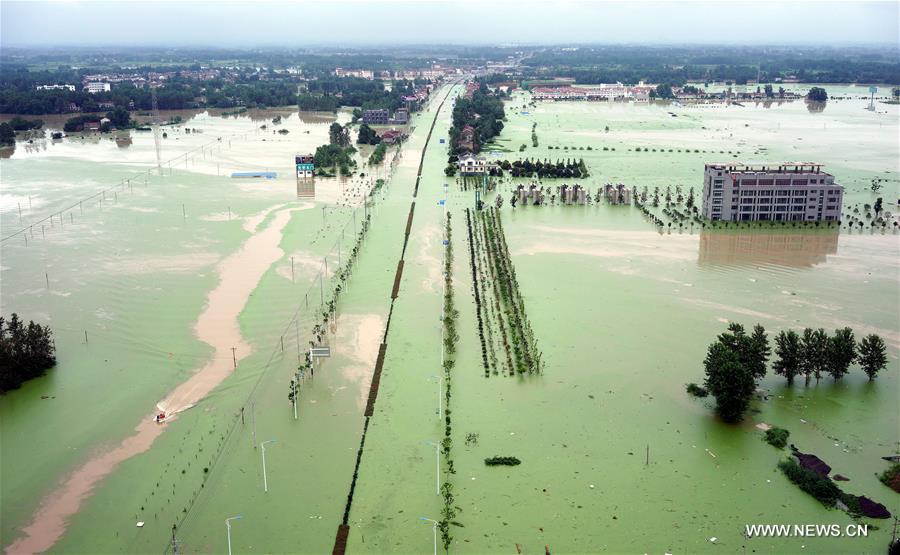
[1,83,897,554]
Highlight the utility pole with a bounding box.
[231,347,237,369]
[170,524,180,554]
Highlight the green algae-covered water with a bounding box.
[2,84,898,554]
[347,88,899,555]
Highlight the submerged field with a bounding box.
[1,83,898,554]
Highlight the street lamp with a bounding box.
[261,439,277,493]
[420,517,438,555]
[225,515,242,555]
[424,440,440,495]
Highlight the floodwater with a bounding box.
[346,86,900,554]
[0,103,401,553]
[1,84,897,554]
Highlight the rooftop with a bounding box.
[706,162,828,175]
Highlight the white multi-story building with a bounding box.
[333,68,374,80]
[36,84,76,92]
[702,163,843,222]
[84,82,111,94]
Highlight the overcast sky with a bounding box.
[1,0,898,47]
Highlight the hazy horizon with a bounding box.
[1,0,898,48]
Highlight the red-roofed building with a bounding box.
[457,124,476,152]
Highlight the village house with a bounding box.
[457,124,476,152]
[456,153,497,175]
[390,109,409,125]
[378,129,407,145]
[362,109,390,125]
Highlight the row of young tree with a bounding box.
[771,327,886,384]
[0,314,57,393]
[699,323,888,422]
[496,158,589,179]
[438,213,460,551]
[467,207,543,376]
[288,175,386,419]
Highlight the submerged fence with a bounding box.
[1,133,251,244]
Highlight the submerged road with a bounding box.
[331,81,461,555]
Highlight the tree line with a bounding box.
[495,158,589,179]
[448,81,505,154]
[695,323,888,422]
[298,77,423,113]
[0,64,424,115]
[0,314,57,393]
[63,107,133,132]
[521,45,900,85]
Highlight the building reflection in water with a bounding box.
[698,229,839,268]
[296,177,315,198]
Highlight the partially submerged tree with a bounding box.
[0,314,57,393]
[717,323,770,380]
[857,334,887,380]
[773,330,802,385]
[328,122,350,147]
[800,327,829,384]
[704,341,757,422]
[827,327,857,381]
[806,87,828,103]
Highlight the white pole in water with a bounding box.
[225,515,242,555]
[425,441,440,495]
[420,517,438,555]
[261,439,277,493]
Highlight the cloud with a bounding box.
[2,1,897,46]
